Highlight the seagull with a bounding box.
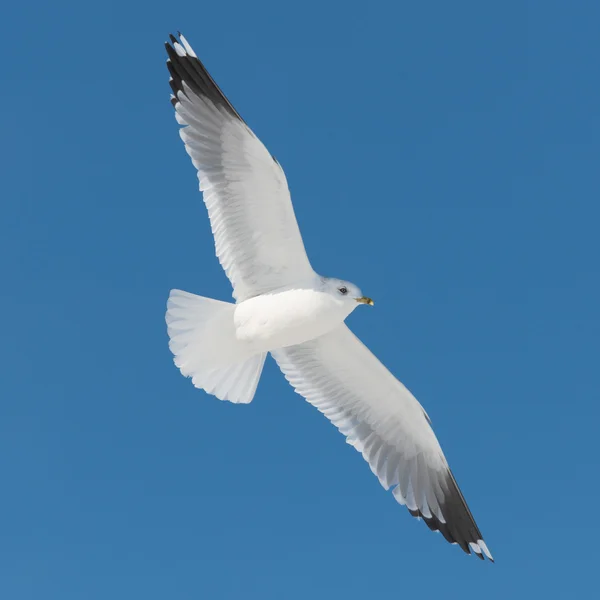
[164,32,493,561]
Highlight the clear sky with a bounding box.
[2,1,599,598]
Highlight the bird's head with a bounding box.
[321,277,374,310]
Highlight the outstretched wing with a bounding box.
[272,324,493,561]
[166,33,314,301]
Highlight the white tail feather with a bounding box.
[166,289,265,403]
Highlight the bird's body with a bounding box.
[234,278,361,348]
[164,32,493,561]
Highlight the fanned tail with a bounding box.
[166,289,265,404]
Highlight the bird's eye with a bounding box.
[338,286,348,295]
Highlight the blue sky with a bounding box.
[2,0,599,597]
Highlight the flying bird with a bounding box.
[164,32,493,561]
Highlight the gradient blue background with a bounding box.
[2,1,599,597]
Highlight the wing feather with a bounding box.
[166,33,314,301]
[272,324,493,561]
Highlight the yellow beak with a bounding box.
[356,296,374,306]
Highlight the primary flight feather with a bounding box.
[164,32,493,561]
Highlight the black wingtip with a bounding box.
[403,468,493,561]
[164,33,246,124]
[164,32,280,166]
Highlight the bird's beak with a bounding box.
[356,296,374,306]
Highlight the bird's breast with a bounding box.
[234,288,346,350]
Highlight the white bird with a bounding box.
[165,33,493,561]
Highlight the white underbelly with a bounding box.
[233,288,347,351]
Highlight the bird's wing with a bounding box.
[272,324,493,561]
[166,33,314,302]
